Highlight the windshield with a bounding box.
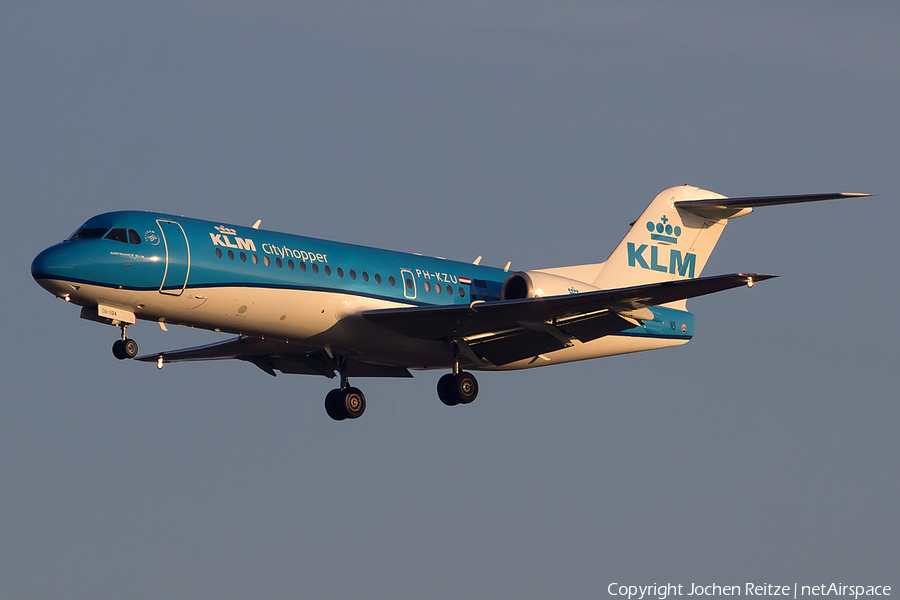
[68,227,109,241]
[104,228,128,243]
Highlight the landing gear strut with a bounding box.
[324,357,366,421]
[437,358,478,406]
[112,323,138,360]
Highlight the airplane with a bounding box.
[31,185,869,421]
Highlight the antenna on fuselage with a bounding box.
[252,220,261,229]
[473,256,482,265]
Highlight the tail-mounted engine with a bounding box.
[500,271,599,300]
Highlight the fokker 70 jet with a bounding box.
[32,185,868,420]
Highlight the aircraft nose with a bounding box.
[31,244,74,295]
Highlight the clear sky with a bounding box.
[2,2,898,598]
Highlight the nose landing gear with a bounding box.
[112,323,138,360]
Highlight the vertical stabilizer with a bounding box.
[592,186,735,291]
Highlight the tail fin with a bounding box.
[592,185,870,291]
[592,185,730,291]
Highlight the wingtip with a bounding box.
[840,192,873,198]
[740,273,778,284]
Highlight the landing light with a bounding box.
[150,256,160,262]
[534,289,544,297]
[157,355,164,369]
[747,277,754,288]
[62,294,71,302]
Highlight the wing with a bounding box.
[134,336,412,378]
[363,272,774,366]
[137,273,772,374]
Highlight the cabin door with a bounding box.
[157,219,191,296]
[400,269,416,300]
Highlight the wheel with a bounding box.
[437,373,460,406]
[122,338,138,359]
[112,339,126,360]
[342,387,366,419]
[455,372,478,404]
[325,389,347,421]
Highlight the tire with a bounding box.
[122,338,139,359]
[342,387,366,419]
[112,339,126,360]
[437,373,459,406]
[455,372,478,404]
[324,389,347,421]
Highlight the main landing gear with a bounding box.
[437,361,479,407]
[324,358,366,421]
[111,323,138,360]
[322,355,478,421]
[324,387,366,421]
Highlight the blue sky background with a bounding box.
[2,2,898,598]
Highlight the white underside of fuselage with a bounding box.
[38,278,688,373]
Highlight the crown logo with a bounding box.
[645,215,681,244]
[215,225,237,235]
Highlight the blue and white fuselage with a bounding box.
[33,209,691,370]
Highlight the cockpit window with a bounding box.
[69,227,109,241]
[104,228,129,243]
[128,229,141,244]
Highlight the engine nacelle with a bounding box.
[500,271,599,300]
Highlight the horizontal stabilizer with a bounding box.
[676,192,871,219]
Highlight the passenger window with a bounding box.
[228,250,234,260]
[276,257,283,268]
[288,260,295,270]
[349,270,357,280]
[406,278,413,289]
[264,256,271,266]
[337,267,344,278]
[389,275,395,286]
[374,273,381,284]
[128,229,142,244]
[312,264,319,274]
[216,248,223,259]
[300,262,307,272]
[252,254,259,264]
[324,266,331,276]
[423,281,431,292]
[362,272,369,282]
[458,287,465,297]
[435,283,441,294]
[104,228,128,243]
[240,252,247,262]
